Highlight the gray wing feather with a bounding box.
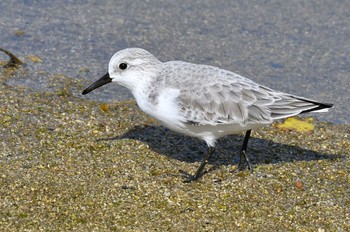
[159,61,325,126]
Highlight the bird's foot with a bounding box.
[232,160,254,173]
[179,169,205,183]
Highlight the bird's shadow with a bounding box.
[98,125,342,169]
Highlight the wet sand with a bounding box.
[0,63,349,231]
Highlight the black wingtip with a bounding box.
[293,97,334,114]
[302,103,333,114]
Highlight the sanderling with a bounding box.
[82,48,333,182]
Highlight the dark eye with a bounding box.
[119,63,127,70]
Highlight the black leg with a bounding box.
[180,146,216,182]
[237,130,253,172]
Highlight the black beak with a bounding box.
[82,72,112,95]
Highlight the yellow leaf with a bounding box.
[277,117,314,132]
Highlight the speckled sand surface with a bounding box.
[0,62,349,231]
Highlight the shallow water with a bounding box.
[1,0,349,123]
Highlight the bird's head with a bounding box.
[82,48,161,95]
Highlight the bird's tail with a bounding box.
[292,96,334,114]
[269,95,333,120]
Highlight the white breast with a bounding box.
[134,87,186,129]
